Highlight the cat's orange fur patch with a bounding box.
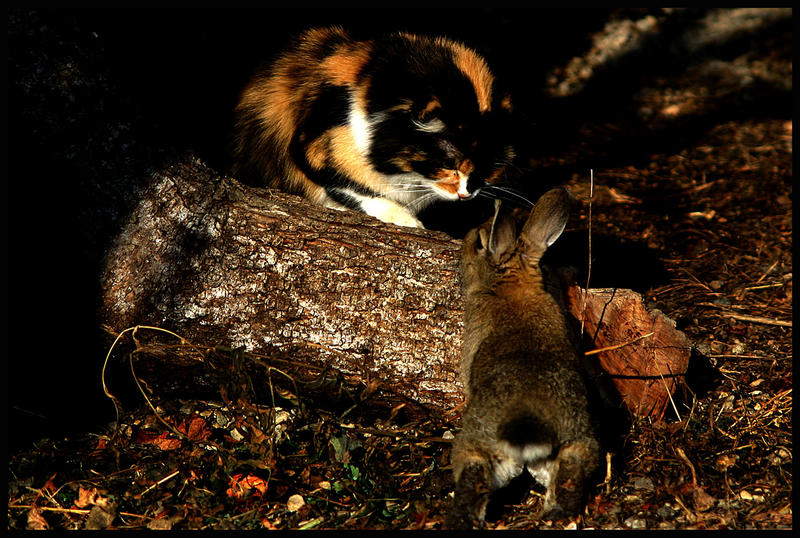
[322,46,372,86]
[449,41,494,112]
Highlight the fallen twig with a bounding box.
[723,313,792,328]
[584,332,655,356]
[8,504,148,519]
[140,469,181,496]
[580,169,594,337]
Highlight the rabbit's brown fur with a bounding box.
[447,188,601,529]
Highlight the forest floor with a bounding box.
[7,115,792,530]
[7,9,792,531]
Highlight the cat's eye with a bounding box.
[413,117,446,134]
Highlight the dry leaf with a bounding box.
[693,487,717,512]
[147,517,174,530]
[94,492,115,512]
[134,430,182,451]
[286,494,305,512]
[84,504,117,530]
[261,517,279,530]
[178,416,212,441]
[90,438,108,456]
[715,454,737,472]
[74,486,99,509]
[42,473,58,494]
[26,506,49,530]
[226,473,268,499]
[248,425,268,445]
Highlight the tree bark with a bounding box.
[101,156,467,411]
[101,156,691,419]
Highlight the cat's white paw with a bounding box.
[359,198,425,228]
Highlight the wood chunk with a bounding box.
[565,286,691,420]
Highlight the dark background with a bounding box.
[7,8,617,453]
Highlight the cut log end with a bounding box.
[565,286,691,421]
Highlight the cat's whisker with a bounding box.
[477,190,509,205]
[385,185,430,191]
[494,159,522,174]
[383,189,434,200]
[404,192,438,211]
[383,181,424,187]
[478,188,533,207]
[411,192,437,207]
[483,185,534,206]
[384,184,431,193]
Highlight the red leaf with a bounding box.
[226,473,268,499]
[42,473,58,494]
[90,438,108,456]
[134,430,182,451]
[177,416,212,441]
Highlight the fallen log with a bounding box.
[101,156,690,419]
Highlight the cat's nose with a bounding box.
[456,170,473,199]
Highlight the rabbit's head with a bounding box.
[461,187,572,294]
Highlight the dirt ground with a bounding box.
[8,117,791,532]
[7,9,792,531]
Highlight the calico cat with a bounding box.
[232,26,517,229]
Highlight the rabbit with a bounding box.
[446,187,601,529]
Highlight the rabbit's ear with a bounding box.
[488,200,518,262]
[522,188,571,255]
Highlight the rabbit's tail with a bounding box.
[497,412,557,460]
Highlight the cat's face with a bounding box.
[368,95,515,202]
[361,34,516,206]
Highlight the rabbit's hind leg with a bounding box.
[447,455,492,530]
[540,439,600,520]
